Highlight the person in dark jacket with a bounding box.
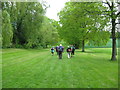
[71,45,75,57]
[66,46,71,58]
[55,46,59,55]
[58,44,64,59]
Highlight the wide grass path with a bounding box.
[2,48,118,88]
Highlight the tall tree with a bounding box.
[58,2,110,51]
[103,0,120,60]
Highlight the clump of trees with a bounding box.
[58,1,120,60]
[58,2,110,51]
[1,2,58,48]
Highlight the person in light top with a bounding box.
[66,46,72,58]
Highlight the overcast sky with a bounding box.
[44,0,68,21]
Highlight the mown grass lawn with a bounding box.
[2,48,118,88]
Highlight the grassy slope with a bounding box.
[2,48,118,88]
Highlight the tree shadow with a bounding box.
[75,50,100,54]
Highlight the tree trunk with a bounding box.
[111,19,117,61]
[82,40,85,52]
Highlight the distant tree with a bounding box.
[40,17,59,48]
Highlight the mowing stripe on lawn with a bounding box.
[2,48,118,88]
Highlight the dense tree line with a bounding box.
[1,2,58,48]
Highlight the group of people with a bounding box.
[50,44,75,59]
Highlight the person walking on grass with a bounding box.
[51,47,54,56]
[66,46,71,58]
[55,45,59,55]
[58,44,64,59]
[71,45,75,57]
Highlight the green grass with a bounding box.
[2,48,118,88]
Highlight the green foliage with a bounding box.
[40,17,59,47]
[58,2,110,48]
[88,31,110,46]
[0,9,2,48]
[21,2,44,48]
[2,2,59,48]
[85,38,118,48]
[2,10,13,47]
[2,2,45,48]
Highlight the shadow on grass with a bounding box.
[108,59,118,62]
[75,50,101,54]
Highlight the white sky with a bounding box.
[44,0,69,21]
